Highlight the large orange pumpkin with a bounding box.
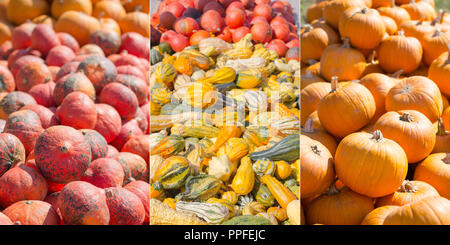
[361,205,399,225]
[51,0,92,19]
[375,180,440,207]
[400,0,437,21]
[301,118,338,156]
[119,11,149,37]
[377,2,411,25]
[7,0,49,25]
[322,0,366,29]
[428,46,450,96]
[301,25,331,63]
[414,153,450,199]
[300,82,331,126]
[55,11,100,45]
[422,29,450,66]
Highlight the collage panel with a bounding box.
[0,0,150,225]
[301,0,450,225]
[150,0,301,225]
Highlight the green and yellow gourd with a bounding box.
[197,67,236,84]
[152,156,192,189]
[206,198,235,217]
[217,137,249,162]
[150,49,163,65]
[175,174,222,201]
[253,183,276,207]
[277,71,294,83]
[236,69,263,89]
[261,175,297,209]
[224,47,253,59]
[151,82,172,106]
[182,49,211,70]
[250,134,299,161]
[252,158,276,177]
[175,201,230,224]
[177,120,220,138]
[231,156,255,195]
[150,135,185,158]
[154,63,177,85]
[222,215,272,225]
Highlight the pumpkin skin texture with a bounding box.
[374,110,436,163]
[375,180,440,207]
[360,73,397,123]
[4,109,43,155]
[383,196,450,225]
[0,91,37,120]
[335,130,408,198]
[322,0,366,29]
[300,135,335,199]
[414,153,450,199]
[0,65,14,93]
[377,31,423,74]
[51,0,92,19]
[35,126,92,184]
[21,104,58,129]
[300,25,331,63]
[99,82,138,120]
[81,157,124,189]
[104,187,145,225]
[317,79,376,138]
[113,152,148,185]
[122,135,149,163]
[76,55,117,94]
[361,205,399,225]
[385,76,443,122]
[31,24,60,57]
[115,74,148,106]
[306,186,374,225]
[80,129,108,160]
[57,32,79,53]
[339,7,386,50]
[422,30,450,66]
[93,103,122,143]
[59,181,109,225]
[0,164,48,208]
[377,4,411,26]
[124,180,150,223]
[16,61,52,92]
[0,133,25,177]
[56,92,97,130]
[320,39,366,81]
[88,30,121,57]
[400,0,436,21]
[0,212,13,225]
[110,119,143,151]
[7,0,49,25]
[53,72,96,106]
[301,119,337,157]
[300,82,331,127]
[46,45,76,67]
[55,11,100,45]
[428,49,450,96]
[29,82,56,108]
[3,200,59,225]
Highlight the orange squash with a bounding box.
[361,205,399,225]
[375,180,440,207]
[55,11,100,45]
[414,153,450,199]
[51,0,92,19]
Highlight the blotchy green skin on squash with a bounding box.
[76,55,117,94]
[109,118,143,151]
[88,30,121,56]
[0,66,15,92]
[80,129,108,161]
[104,187,145,225]
[35,126,92,184]
[0,133,25,177]
[115,74,149,106]
[4,109,43,155]
[0,91,37,119]
[59,181,110,225]
[53,72,96,105]
[113,152,148,185]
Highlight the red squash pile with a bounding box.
[151,0,299,57]
[0,21,150,225]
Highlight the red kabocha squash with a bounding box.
[115,74,148,106]
[225,8,246,29]
[21,104,57,129]
[116,65,145,80]
[203,1,225,14]
[104,187,145,225]
[0,212,13,225]
[361,205,399,225]
[0,133,25,177]
[122,135,150,164]
[79,44,105,56]
[88,30,121,57]
[4,109,43,155]
[29,82,56,108]
[124,180,150,223]
[99,82,139,120]
[0,164,48,208]
[375,180,440,207]
[113,152,148,185]
[189,29,210,45]
[56,32,80,53]
[56,91,97,129]
[35,125,92,183]
[119,32,149,59]
[174,17,199,36]
[217,26,233,43]
[0,91,37,120]
[94,103,122,143]
[251,22,272,43]
[374,110,435,163]
[266,39,288,57]
[54,61,80,81]
[7,48,40,70]
[16,61,52,92]
[106,145,119,158]
[44,191,63,224]
[231,26,250,43]
[11,22,35,50]
[81,157,124,189]
[201,10,224,34]
[46,45,76,67]
[0,65,14,93]
[414,153,450,199]
[80,129,108,160]
[112,53,146,73]
[76,54,117,94]
[53,72,96,106]
[254,3,272,21]
[11,55,44,77]
[48,66,60,81]
[59,181,109,225]
[31,24,60,56]
[3,200,59,225]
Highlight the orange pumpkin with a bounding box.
[400,0,437,22]
[422,29,450,66]
[381,16,398,36]
[0,21,12,45]
[7,0,49,25]
[361,205,399,225]
[414,153,450,199]
[322,0,366,29]
[310,19,340,44]
[300,82,331,126]
[301,118,337,156]
[55,11,100,45]
[123,0,149,13]
[93,0,126,21]
[300,25,331,63]
[433,118,450,153]
[119,11,149,37]
[300,70,326,90]
[428,46,450,96]
[51,0,92,19]
[375,180,440,207]
[400,19,438,46]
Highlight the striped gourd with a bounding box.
[252,46,272,62]
[250,134,300,161]
[181,120,220,138]
[182,49,211,70]
[221,191,238,205]
[224,47,253,59]
[154,63,176,84]
[270,117,300,135]
[261,175,297,209]
[244,90,268,112]
[253,183,276,207]
[175,174,222,201]
[259,62,276,77]
[241,201,266,215]
[218,137,249,162]
[236,69,263,89]
[256,212,278,225]
[185,82,217,109]
[252,158,276,177]
[222,215,272,225]
[278,71,294,83]
[206,198,235,217]
[153,156,192,189]
[233,33,253,50]
[150,135,185,157]
[175,201,229,224]
[174,54,194,76]
[151,83,172,106]
[197,67,236,84]
[163,198,176,210]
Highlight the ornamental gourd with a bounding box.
[231,156,255,195]
[152,156,191,190]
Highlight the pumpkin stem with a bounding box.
[398,30,405,37]
[360,7,368,14]
[390,69,404,78]
[98,11,105,19]
[325,179,340,195]
[303,118,315,133]
[25,200,32,205]
[399,112,414,122]
[433,27,443,38]
[398,180,418,193]
[342,37,351,49]
[310,145,321,155]
[303,70,313,78]
[431,10,443,26]
[437,118,447,136]
[371,130,384,142]
[330,76,339,92]
[303,24,313,33]
[367,50,377,64]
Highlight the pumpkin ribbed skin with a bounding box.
[360,73,397,122]
[377,4,411,25]
[105,187,145,225]
[0,133,25,177]
[0,91,37,120]
[56,92,97,129]
[300,25,330,63]
[53,72,95,105]
[35,126,92,183]
[77,55,117,94]
[300,135,335,199]
[414,153,450,199]
[93,103,121,143]
[59,181,109,225]
[383,196,450,225]
[400,0,436,21]
[429,48,450,96]
[4,109,43,155]
[335,131,408,198]
[55,11,100,45]
[122,135,149,163]
[361,205,399,225]
[80,129,108,160]
[374,110,436,163]
[375,180,440,207]
[93,0,126,21]
[119,11,149,37]
[7,0,49,25]
[113,152,148,184]
[99,82,138,120]
[81,157,124,189]
[124,180,149,223]
[0,164,48,208]
[300,82,331,126]
[306,186,374,225]
[3,200,59,225]
[322,0,366,29]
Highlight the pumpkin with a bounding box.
[35,126,92,183]
[0,164,47,208]
[59,181,110,225]
[57,92,97,130]
[428,46,450,96]
[376,180,440,207]
[300,25,331,63]
[3,200,59,225]
[104,187,145,225]
[381,16,398,35]
[385,76,443,123]
[322,0,366,29]
[81,157,124,189]
[20,104,57,129]
[0,133,25,177]
[251,22,273,44]
[88,30,121,57]
[306,184,374,225]
[378,30,423,74]
[77,55,117,94]
[305,1,327,23]
[124,181,150,223]
[300,82,331,126]
[361,205,399,225]
[414,153,450,199]
[433,118,450,153]
[110,119,143,151]
[122,135,149,163]
[112,152,148,184]
[318,78,376,138]
[0,91,37,120]
[300,135,335,199]
[335,130,408,197]
[30,24,60,57]
[119,11,149,37]
[302,118,338,156]
[0,212,13,225]
[377,1,411,25]
[0,65,14,93]
[383,196,450,225]
[53,72,96,106]
[115,74,148,106]
[46,45,76,67]
[93,0,126,21]
[422,29,450,66]
[99,83,138,120]
[339,7,386,50]
[374,110,435,163]
[80,129,108,161]
[11,22,35,50]
[55,11,100,45]
[4,109,43,155]
[360,73,397,122]
[320,38,366,81]
[310,19,340,44]
[7,0,49,25]
[400,19,437,46]
[400,0,436,21]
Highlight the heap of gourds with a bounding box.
[149,32,301,225]
[301,0,450,225]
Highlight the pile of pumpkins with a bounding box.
[0,0,151,225]
[149,0,301,225]
[301,0,450,225]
